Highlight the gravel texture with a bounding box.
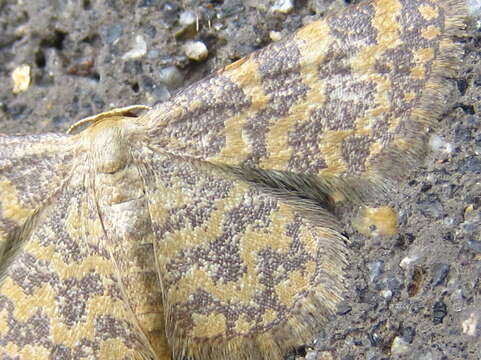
[0,0,480,359]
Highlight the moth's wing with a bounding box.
[142,0,468,196]
[134,147,349,360]
[0,134,75,256]
[0,160,155,360]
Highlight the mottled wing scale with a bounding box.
[134,0,468,358]
[143,0,467,195]
[0,0,471,359]
[0,157,155,359]
[0,134,75,257]
[133,147,348,360]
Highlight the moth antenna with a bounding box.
[66,104,151,134]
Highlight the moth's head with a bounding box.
[67,105,151,173]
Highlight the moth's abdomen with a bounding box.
[88,120,170,359]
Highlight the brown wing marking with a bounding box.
[142,0,468,198]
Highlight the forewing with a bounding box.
[135,147,348,360]
[0,161,155,359]
[143,0,467,186]
[0,134,75,255]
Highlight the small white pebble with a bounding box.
[184,40,208,61]
[462,312,479,336]
[304,350,334,360]
[391,336,410,355]
[147,49,161,59]
[179,10,196,26]
[245,0,268,11]
[159,66,184,88]
[399,255,420,269]
[443,217,456,226]
[12,64,31,94]
[418,352,434,360]
[213,22,224,31]
[305,350,320,360]
[272,0,294,13]
[122,35,147,60]
[381,289,393,300]
[269,31,282,41]
[429,134,453,154]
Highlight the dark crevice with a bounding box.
[40,29,67,50]
[454,103,475,115]
[82,0,92,10]
[81,33,101,46]
[92,72,100,81]
[34,50,46,68]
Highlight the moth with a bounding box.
[0,0,469,359]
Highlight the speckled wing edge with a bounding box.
[368,0,468,184]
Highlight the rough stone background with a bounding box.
[0,0,480,359]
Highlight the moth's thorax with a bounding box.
[86,119,169,356]
[87,119,130,174]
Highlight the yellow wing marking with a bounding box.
[0,180,35,223]
[260,20,331,169]
[218,56,271,163]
